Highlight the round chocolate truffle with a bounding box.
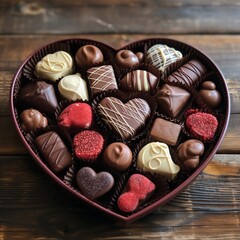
[115,50,139,68]
[75,45,104,68]
[177,139,204,170]
[20,108,48,132]
[103,142,133,171]
[199,81,221,109]
[135,52,144,63]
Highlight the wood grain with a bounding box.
[1,0,240,34]
[0,155,239,239]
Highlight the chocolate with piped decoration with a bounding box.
[155,84,191,117]
[137,142,180,180]
[117,174,155,212]
[120,70,158,94]
[58,73,89,101]
[75,45,104,68]
[20,108,48,132]
[115,50,139,68]
[146,44,182,72]
[166,59,207,87]
[34,51,73,81]
[199,81,221,109]
[150,118,181,146]
[35,131,72,173]
[76,167,114,199]
[87,65,118,96]
[73,130,104,161]
[98,97,151,140]
[18,81,58,116]
[177,139,204,170]
[103,142,132,171]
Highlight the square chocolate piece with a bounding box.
[87,65,118,96]
[150,118,181,146]
[155,84,190,118]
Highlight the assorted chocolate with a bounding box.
[15,40,225,216]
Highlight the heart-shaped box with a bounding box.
[10,38,230,223]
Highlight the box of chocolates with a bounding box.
[10,38,230,222]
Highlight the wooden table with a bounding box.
[1,0,240,239]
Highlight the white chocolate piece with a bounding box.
[58,73,89,101]
[137,142,180,180]
[35,51,73,81]
[146,44,182,72]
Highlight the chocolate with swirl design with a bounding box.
[87,65,118,96]
[166,59,207,87]
[98,97,151,140]
[35,131,72,173]
[35,51,73,81]
[120,70,158,93]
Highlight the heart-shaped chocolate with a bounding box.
[98,97,151,140]
[10,38,230,223]
[76,167,114,199]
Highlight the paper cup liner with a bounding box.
[22,42,73,82]
[91,89,157,145]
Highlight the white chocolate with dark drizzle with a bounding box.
[137,142,180,180]
[35,51,73,81]
[146,44,182,72]
[98,97,151,140]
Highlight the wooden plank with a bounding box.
[0,154,239,239]
[1,1,240,34]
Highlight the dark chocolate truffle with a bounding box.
[76,167,114,199]
[120,70,158,93]
[103,142,133,171]
[18,81,58,116]
[87,65,118,96]
[20,108,48,132]
[166,59,207,87]
[35,131,72,173]
[98,97,151,140]
[115,50,139,68]
[150,118,181,146]
[75,45,104,68]
[155,84,191,117]
[199,81,221,108]
[177,139,204,170]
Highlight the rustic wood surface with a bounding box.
[1,0,240,239]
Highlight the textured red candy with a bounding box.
[117,174,155,212]
[58,103,93,130]
[73,130,104,161]
[186,110,218,141]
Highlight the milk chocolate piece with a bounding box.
[75,45,104,68]
[150,118,181,146]
[34,51,73,81]
[76,167,114,199]
[98,97,151,140]
[155,84,191,117]
[87,65,118,96]
[18,81,58,116]
[177,139,204,170]
[146,44,182,72]
[166,59,207,87]
[115,50,139,68]
[137,142,180,180]
[199,81,221,109]
[35,131,72,173]
[103,142,133,171]
[58,73,89,101]
[20,108,48,132]
[120,70,158,93]
[135,52,144,63]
